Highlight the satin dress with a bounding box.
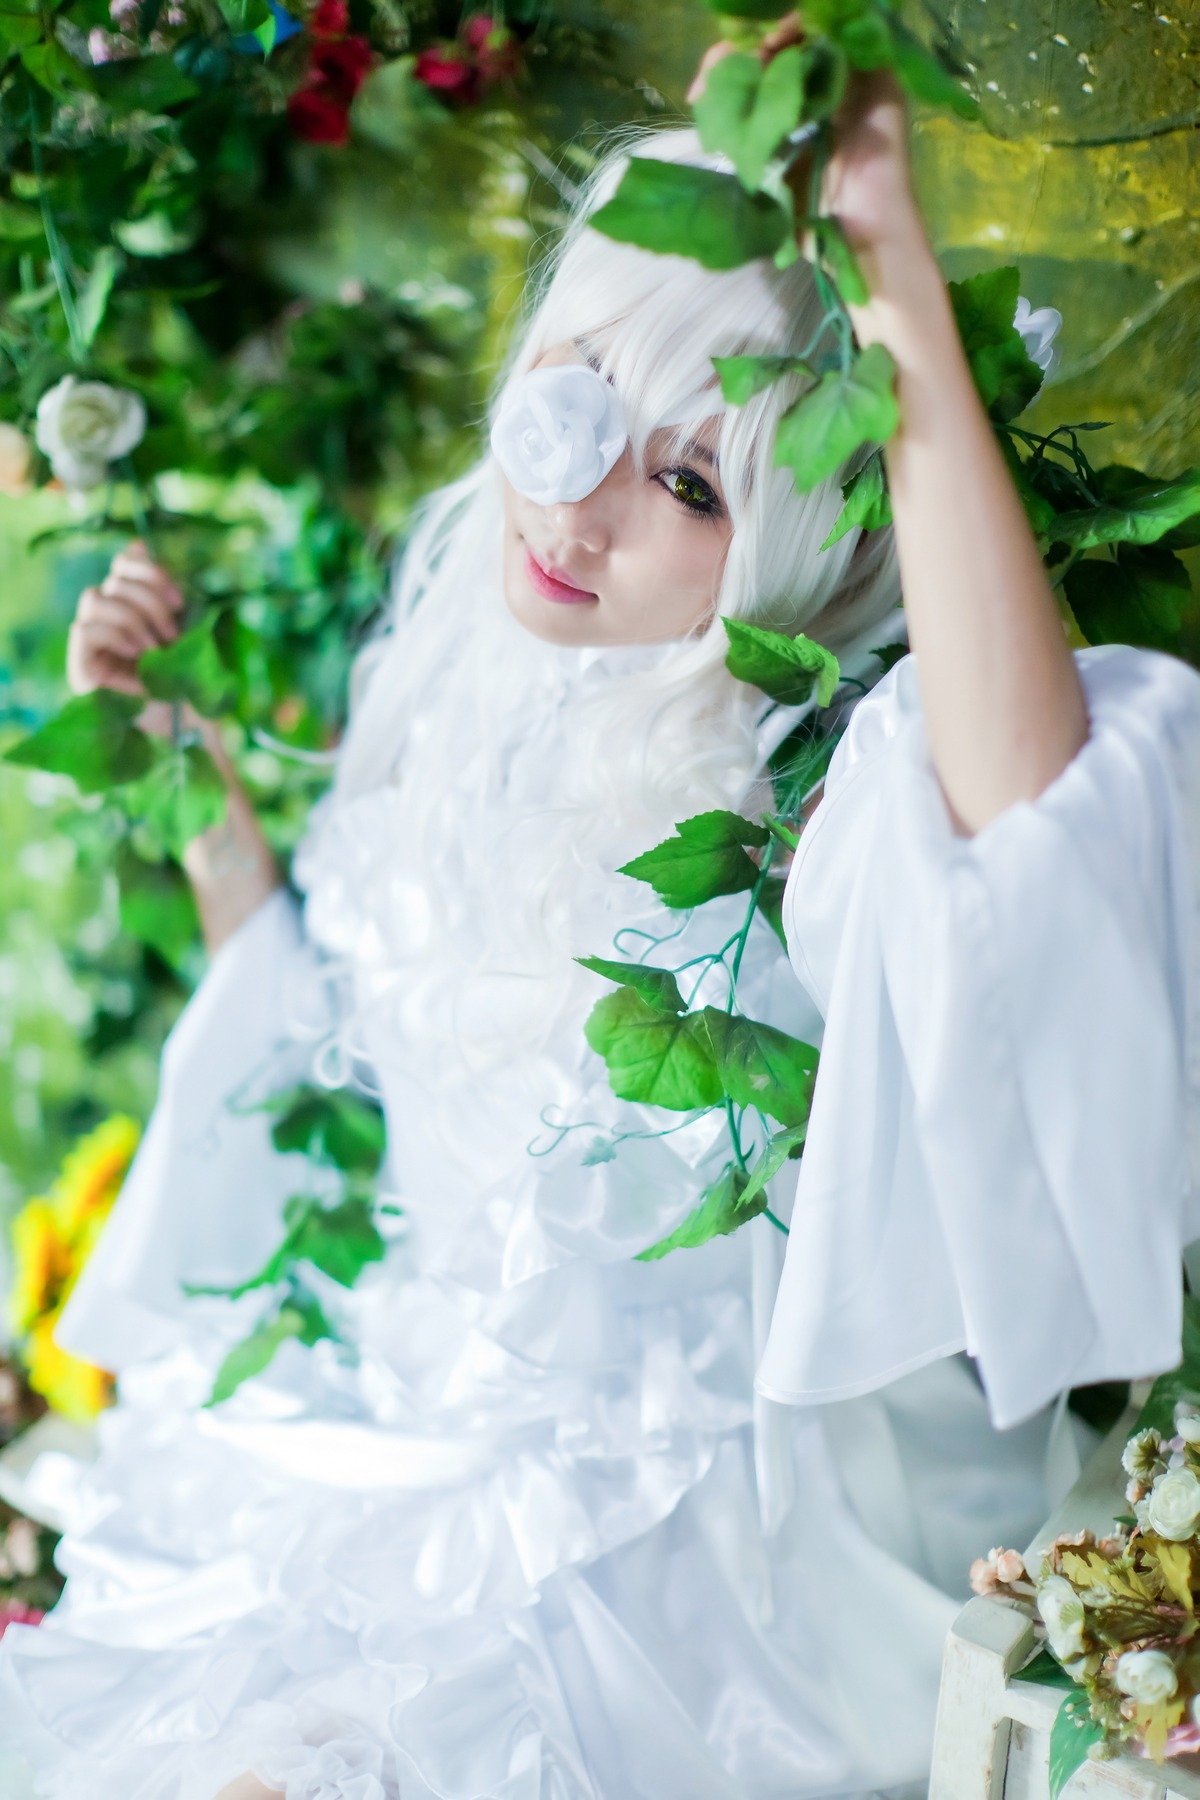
[3,638,1194,1800]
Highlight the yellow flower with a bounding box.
[54,1115,140,1240]
[9,1200,72,1338]
[23,1312,113,1424]
[8,1115,139,1421]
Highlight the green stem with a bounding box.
[724,1095,747,1174]
[764,1208,789,1236]
[730,837,776,995]
[29,115,86,366]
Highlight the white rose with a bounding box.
[1146,1466,1200,1541]
[35,375,147,490]
[0,422,32,495]
[1114,1648,1178,1706]
[490,364,627,507]
[1175,1402,1200,1445]
[1014,295,1063,381]
[1037,1573,1087,1662]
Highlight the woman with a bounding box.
[4,72,1198,1800]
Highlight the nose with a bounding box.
[542,492,611,556]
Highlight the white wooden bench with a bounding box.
[930,1405,1200,1799]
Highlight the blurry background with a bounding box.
[0,0,1198,1238]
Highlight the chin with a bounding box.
[502,579,601,646]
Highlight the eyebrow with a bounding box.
[578,345,721,476]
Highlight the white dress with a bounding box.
[2,637,1196,1800]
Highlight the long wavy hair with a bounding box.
[298,128,902,1105]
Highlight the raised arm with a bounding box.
[826,75,1089,835]
[67,540,281,953]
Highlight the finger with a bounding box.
[69,618,148,683]
[108,551,185,610]
[76,590,159,658]
[97,573,180,641]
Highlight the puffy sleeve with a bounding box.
[55,890,325,1373]
[755,646,1200,1430]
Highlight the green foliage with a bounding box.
[637,1162,765,1260]
[754,875,788,947]
[576,956,686,1015]
[811,216,868,307]
[821,452,892,549]
[1131,1294,1200,1438]
[1052,467,1200,554]
[266,1087,388,1178]
[189,1191,386,1299]
[619,809,770,909]
[206,1288,335,1407]
[802,0,978,119]
[693,45,805,193]
[589,159,791,271]
[774,344,899,493]
[948,267,1044,423]
[712,353,811,405]
[1012,1648,1080,1692]
[116,844,200,969]
[138,615,235,717]
[1064,548,1189,655]
[124,742,228,858]
[3,691,155,792]
[1048,1690,1106,1798]
[701,1007,818,1127]
[768,714,839,815]
[724,618,841,708]
[584,985,725,1112]
[739,1124,806,1207]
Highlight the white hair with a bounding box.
[301,129,902,1095]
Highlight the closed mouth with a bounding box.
[523,547,598,605]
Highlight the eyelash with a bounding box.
[657,466,723,521]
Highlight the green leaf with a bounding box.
[77,247,120,349]
[0,197,43,240]
[217,0,268,28]
[1064,547,1189,654]
[638,1163,765,1260]
[268,1088,387,1177]
[1131,1294,1200,1438]
[998,436,1057,543]
[1011,1648,1079,1692]
[712,353,811,406]
[4,691,155,793]
[886,16,979,120]
[576,956,685,1016]
[813,215,868,307]
[701,1007,818,1127]
[619,809,769,909]
[797,40,848,123]
[205,1291,335,1407]
[820,452,892,550]
[124,742,227,858]
[116,845,199,968]
[590,159,790,273]
[0,0,43,48]
[282,1192,386,1289]
[21,40,90,95]
[1051,466,1200,553]
[1048,1690,1106,1799]
[138,614,235,716]
[723,618,841,708]
[114,211,198,258]
[584,986,724,1112]
[739,1123,806,1208]
[769,716,838,814]
[92,50,200,110]
[774,342,898,492]
[755,877,788,948]
[870,642,908,676]
[948,267,1043,423]
[698,0,793,16]
[694,46,805,194]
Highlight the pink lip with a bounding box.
[524,547,598,605]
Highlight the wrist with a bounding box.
[846,224,952,361]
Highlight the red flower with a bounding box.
[413,44,480,104]
[311,33,373,102]
[287,82,351,143]
[412,16,518,107]
[462,14,518,82]
[310,0,348,35]
[0,1600,45,1639]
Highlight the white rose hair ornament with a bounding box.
[490,363,628,506]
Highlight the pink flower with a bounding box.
[969,1545,1026,1595]
[0,1600,44,1638]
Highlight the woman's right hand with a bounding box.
[66,539,185,712]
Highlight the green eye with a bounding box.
[672,472,708,507]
